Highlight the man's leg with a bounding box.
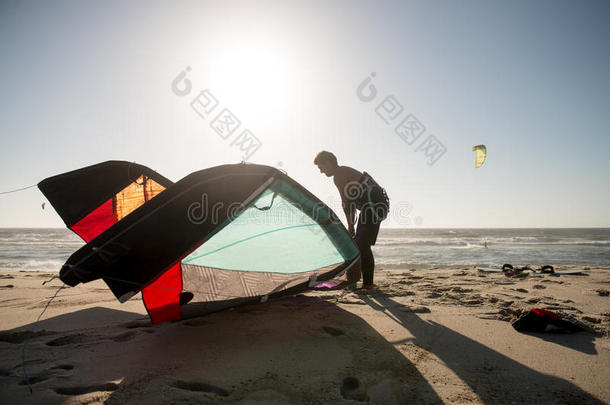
[357,239,375,285]
[354,223,377,286]
[354,206,381,287]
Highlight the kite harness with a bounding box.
[348,172,389,223]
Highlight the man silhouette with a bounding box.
[314,151,389,289]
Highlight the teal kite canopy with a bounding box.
[39,161,360,324]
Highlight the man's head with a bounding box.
[314,151,338,177]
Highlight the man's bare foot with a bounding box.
[360,284,377,290]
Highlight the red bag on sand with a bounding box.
[512,308,583,333]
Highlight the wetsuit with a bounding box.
[346,172,389,285]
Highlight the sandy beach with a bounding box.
[2,0,610,404]
[0,266,609,405]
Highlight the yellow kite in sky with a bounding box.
[472,144,486,168]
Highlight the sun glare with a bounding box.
[208,37,297,125]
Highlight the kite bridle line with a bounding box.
[0,184,37,195]
[21,283,66,394]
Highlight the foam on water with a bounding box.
[373,228,610,268]
[0,229,83,272]
[0,228,608,272]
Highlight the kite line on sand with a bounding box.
[21,283,65,394]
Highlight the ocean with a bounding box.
[0,228,609,273]
[374,228,610,269]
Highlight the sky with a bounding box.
[1,0,609,228]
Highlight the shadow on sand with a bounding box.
[358,291,605,404]
[2,291,604,404]
[517,330,598,355]
[1,297,442,404]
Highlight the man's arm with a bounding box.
[342,199,356,237]
[334,171,356,237]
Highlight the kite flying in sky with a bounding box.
[472,144,487,168]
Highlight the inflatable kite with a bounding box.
[38,161,360,324]
[472,144,486,168]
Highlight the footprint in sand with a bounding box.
[497,308,526,321]
[18,374,52,385]
[461,298,484,306]
[54,383,119,395]
[111,330,138,342]
[322,326,345,336]
[340,377,367,401]
[50,364,74,371]
[596,289,609,297]
[543,304,583,314]
[0,330,56,344]
[337,295,366,305]
[170,380,230,396]
[18,363,75,386]
[581,316,602,324]
[385,289,416,298]
[120,320,151,329]
[45,334,90,346]
[541,279,564,284]
[398,305,431,313]
[451,287,473,293]
[12,359,46,370]
[499,300,515,307]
